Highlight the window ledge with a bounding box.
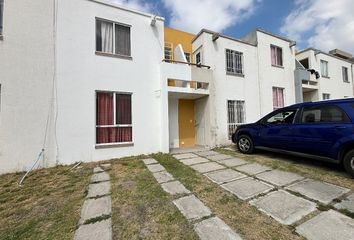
[271,64,284,69]
[95,142,134,149]
[344,81,350,83]
[322,76,330,79]
[95,51,133,60]
[226,72,245,77]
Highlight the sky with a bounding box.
[109,0,354,54]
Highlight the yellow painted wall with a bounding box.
[164,27,195,60]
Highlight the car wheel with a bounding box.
[237,135,254,154]
[343,150,354,177]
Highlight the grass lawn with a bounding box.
[109,156,198,240]
[0,164,93,240]
[216,146,354,190]
[153,153,305,240]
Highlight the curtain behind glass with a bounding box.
[96,20,113,53]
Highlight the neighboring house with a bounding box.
[0,0,352,174]
[295,48,354,102]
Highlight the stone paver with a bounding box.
[173,195,212,221]
[221,177,274,200]
[335,193,354,213]
[194,217,242,240]
[101,163,111,169]
[206,154,233,161]
[91,172,110,183]
[173,153,198,160]
[79,196,112,224]
[190,162,226,173]
[250,190,317,225]
[286,179,350,204]
[87,181,111,198]
[93,167,104,173]
[75,218,112,240]
[256,169,304,187]
[296,210,354,240]
[146,163,165,173]
[235,163,271,175]
[196,150,219,157]
[152,171,174,184]
[205,169,246,184]
[180,157,209,166]
[161,181,191,195]
[142,158,158,165]
[218,158,248,167]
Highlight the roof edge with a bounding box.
[87,0,165,21]
[296,47,354,64]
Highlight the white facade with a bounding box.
[1,0,352,174]
[296,48,354,102]
[191,29,296,146]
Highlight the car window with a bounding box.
[301,105,350,123]
[266,110,297,124]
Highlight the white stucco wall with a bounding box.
[168,98,179,148]
[256,31,296,116]
[0,0,56,174]
[53,0,165,165]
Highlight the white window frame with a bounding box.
[95,91,133,146]
[226,49,244,75]
[322,93,330,100]
[95,18,131,58]
[320,60,329,78]
[342,66,349,83]
[271,45,283,67]
[227,100,245,140]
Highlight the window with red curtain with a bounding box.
[96,92,132,144]
[271,45,283,67]
[272,87,284,110]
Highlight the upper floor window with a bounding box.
[226,49,243,75]
[322,93,330,100]
[272,87,284,110]
[185,52,191,63]
[271,45,283,67]
[164,42,173,61]
[320,60,329,77]
[342,66,349,83]
[96,19,131,57]
[196,52,201,65]
[0,0,4,35]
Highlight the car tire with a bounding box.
[237,135,254,154]
[343,150,354,177]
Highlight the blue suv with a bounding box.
[232,98,354,177]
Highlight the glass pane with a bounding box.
[115,24,131,56]
[116,94,132,124]
[96,20,113,53]
[0,0,3,34]
[96,92,114,125]
[267,111,296,124]
[96,127,132,144]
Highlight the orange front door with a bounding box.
[178,99,195,147]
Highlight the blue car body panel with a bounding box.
[232,99,354,163]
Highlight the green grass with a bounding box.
[0,164,93,240]
[109,156,198,240]
[153,153,305,240]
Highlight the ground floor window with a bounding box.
[322,93,330,100]
[272,87,284,110]
[227,100,245,140]
[96,91,132,144]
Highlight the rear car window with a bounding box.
[301,105,350,123]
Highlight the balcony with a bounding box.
[295,69,319,91]
[161,60,212,99]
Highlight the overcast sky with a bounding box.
[109,0,354,54]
